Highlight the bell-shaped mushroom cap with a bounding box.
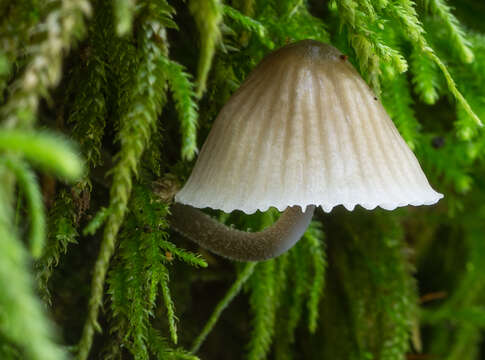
[176,40,443,214]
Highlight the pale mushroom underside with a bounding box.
[176,40,443,214]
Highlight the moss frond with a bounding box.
[77,2,171,357]
[303,221,327,333]
[36,190,78,303]
[223,4,267,39]
[247,260,278,360]
[2,157,45,258]
[410,46,442,105]
[107,185,202,358]
[421,0,474,63]
[332,213,417,360]
[66,3,110,170]
[2,0,90,128]
[189,0,223,98]
[0,130,83,180]
[334,0,407,93]
[162,57,199,161]
[0,180,67,360]
[83,206,111,236]
[385,0,481,127]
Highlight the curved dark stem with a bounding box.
[169,203,316,261]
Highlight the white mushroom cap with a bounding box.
[176,40,443,214]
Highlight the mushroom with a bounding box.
[169,40,443,262]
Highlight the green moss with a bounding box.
[1,1,485,359]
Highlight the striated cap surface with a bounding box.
[175,40,443,214]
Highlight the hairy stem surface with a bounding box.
[170,203,315,261]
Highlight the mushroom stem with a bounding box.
[169,203,316,261]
